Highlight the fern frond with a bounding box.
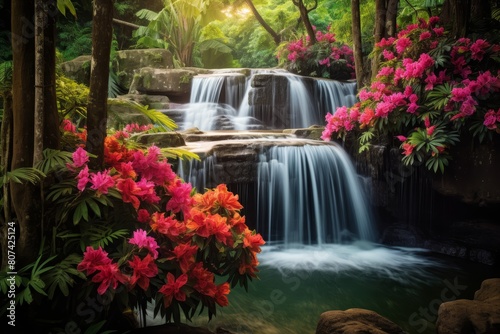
[160,147,200,161]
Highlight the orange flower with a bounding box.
[243,228,265,253]
[215,184,243,212]
[214,282,230,307]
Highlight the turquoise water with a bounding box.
[165,242,499,334]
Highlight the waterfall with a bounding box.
[177,70,358,131]
[315,79,358,115]
[256,144,375,246]
[178,141,375,246]
[190,76,224,103]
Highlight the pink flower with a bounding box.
[376,67,395,78]
[395,37,412,54]
[484,110,498,129]
[419,31,432,41]
[166,179,194,215]
[375,101,395,118]
[382,49,395,60]
[71,147,89,169]
[470,39,490,61]
[128,229,159,259]
[396,135,407,142]
[76,165,90,192]
[90,170,115,195]
[61,119,77,133]
[450,87,471,102]
[433,27,445,36]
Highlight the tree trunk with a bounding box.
[10,0,42,268]
[244,0,281,45]
[385,0,399,38]
[43,0,60,151]
[440,0,471,38]
[34,0,45,165]
[440,0,491,37]
[351,0,364,90]
[371,0,399,80]
[86,0,114,170]
[293,0,318,45]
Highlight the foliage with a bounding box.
[277,25,355,80]
[321,17,500,173]
[132,0,227,68]
[1,121,264,331]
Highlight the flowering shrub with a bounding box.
[278,25,355,80]
[322,17,500,173]
[35,122,264,330]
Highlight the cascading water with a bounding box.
[177,139,375,246]
[146,70,498,334]
[175,70,358,131]
[256,143,375,246]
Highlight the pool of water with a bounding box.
[146,242,500,334]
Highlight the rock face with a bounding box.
[112,48,174,89]
[129,67,201,102]
[316,308,406,334]
[433,136,500,206]
[436,278,500,334]
[60,55,92,86]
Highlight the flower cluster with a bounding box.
[322,17,500,172]
[278,25,355,80]
[60,122,264,322]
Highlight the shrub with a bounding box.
[2,122,264,332]
[322,17,500,173]
[277,25,356,80]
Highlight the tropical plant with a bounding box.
[321,17,500,173]
[133,0,222,67]
[0,121,264,332]
[277,25,355,80]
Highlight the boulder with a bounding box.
[436,278,500,333]
[112,49,174,89]
[60,55,92,86]
[135,132,186,148]
[129,67,198,102]
[316,308,405,334]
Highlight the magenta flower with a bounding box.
[166,179,194,215]
[470,39,490,61]
[129,229,160,259]
[76,165,90,192]
[71,147,89,169]
[90,170,115,195]
[395,37,412,54]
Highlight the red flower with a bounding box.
[77,246,111,275]
[191,263,216,297]
[158,273,188,307]
[169,243,198,273]
[91,262,128,295]
[214,282,230,307]
[128,254,158,290]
